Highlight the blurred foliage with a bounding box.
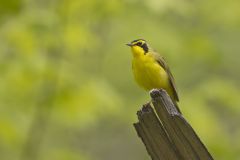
[0,0,240,160]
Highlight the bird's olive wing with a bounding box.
[154,53,179,101]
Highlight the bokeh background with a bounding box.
[0,0,240,160]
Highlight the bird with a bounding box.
[126,39,181,113]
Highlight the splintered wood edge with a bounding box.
[134,103,159,160]
[134,103,180,160]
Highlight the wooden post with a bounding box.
[134,89,214,160]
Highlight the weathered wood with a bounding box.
[134,89,213,160]
[134,104,181,160]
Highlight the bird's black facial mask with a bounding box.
[141,43,149,54]
[131,39,149,54]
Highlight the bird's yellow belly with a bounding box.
[132,56,169,91]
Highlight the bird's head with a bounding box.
[126,39,149,57]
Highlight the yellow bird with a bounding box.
[127,39,181,112]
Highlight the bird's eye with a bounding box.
[136,42,142,46]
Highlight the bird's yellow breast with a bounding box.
[132,53,170,92]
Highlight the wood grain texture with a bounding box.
[134,89,213,160]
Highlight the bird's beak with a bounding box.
[126,43,132,47]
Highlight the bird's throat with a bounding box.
[131,46,145,58]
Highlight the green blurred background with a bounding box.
[0,0,240,160]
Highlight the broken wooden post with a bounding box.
[134,89,213,160]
